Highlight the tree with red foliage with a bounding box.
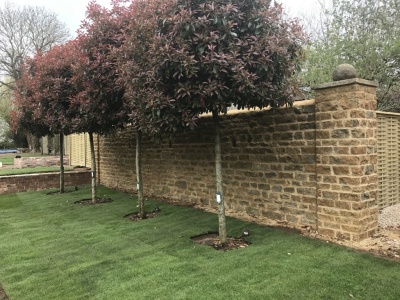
[120,0,306,243]
[12,40,85,193]
[117,0,195,219]
[74,1,130,203]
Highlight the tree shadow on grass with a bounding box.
[47,186,79,195]
[74,197,113,205]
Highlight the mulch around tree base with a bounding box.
[191,232,250,251]
[0,285,8,300]
[74,197,113,205]
[124,210,160,221]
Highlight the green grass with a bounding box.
[0,166,73,176]
[0,153,44,165]
[1,186,400,300]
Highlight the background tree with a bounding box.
[75,1,130,203]
[121,0,306,242]
[12,41,83,192]
[0,1,70,150]
[301,0,400,111]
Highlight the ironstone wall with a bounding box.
[85,78,379,241]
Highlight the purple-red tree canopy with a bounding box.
[73,0,130,136]
[12,40,85,137]
[121,0,306,121]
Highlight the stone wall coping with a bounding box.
[377,111,400,117]
[200,99,315,118]
[312,78,378,90]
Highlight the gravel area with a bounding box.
[379,203,400,228]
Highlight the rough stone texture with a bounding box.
[14,156,69,169]
[0,171,91,194]
[95,80,378,241]
[314,80,378,241]
[332,64,357,81]
[97,105,318,227]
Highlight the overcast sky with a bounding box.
[6,0,112,37]
[5,0,322,37]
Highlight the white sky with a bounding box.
[5,0,112,37]
[5,0,321,37]
[278,0,321,17]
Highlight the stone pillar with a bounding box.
[313,76,378,241]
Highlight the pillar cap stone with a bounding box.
[333,64,357,81]
[312,78,378,90]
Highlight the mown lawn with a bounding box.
[0,166,73,176]
[0,153,44,166]
[0,153,73,176]
[1,186,400,300]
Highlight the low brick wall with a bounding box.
[14,156,69,169]
[0,171,91,194]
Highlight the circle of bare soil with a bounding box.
[124,210,160,221]
[191,231,250,251]
[0,285,8,300]
[74,197,113,205]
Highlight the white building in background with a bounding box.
[0,117,12,147]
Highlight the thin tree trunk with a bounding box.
[26,133,40,152]
[212,110,227,243]
[89,132,97,203]
[136,129,145,218]
[59,133,65,193]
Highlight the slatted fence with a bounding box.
[67,133,92,168]
[377,111,400,209]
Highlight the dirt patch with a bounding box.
[124,208,161,221]
[318,227,400,260]
[0,284,8,300]
[191,231,250,251]
[74,197,113,205]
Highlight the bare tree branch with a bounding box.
[0,1,70,89]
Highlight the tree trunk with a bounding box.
[89,132,97,203]
[59,133,65,193]
[212,110,227,243]
[136,129,145,218]
[26,132,40,152]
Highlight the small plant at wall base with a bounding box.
[119,0,307,243]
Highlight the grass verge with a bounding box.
[0,153,44,165]
[0,166,73,176]
[0,186,400,300]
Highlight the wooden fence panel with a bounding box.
[377,112,400,209]
[67,133,92,168]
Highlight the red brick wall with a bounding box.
[14,156,69,169]
[0,171,91,194]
